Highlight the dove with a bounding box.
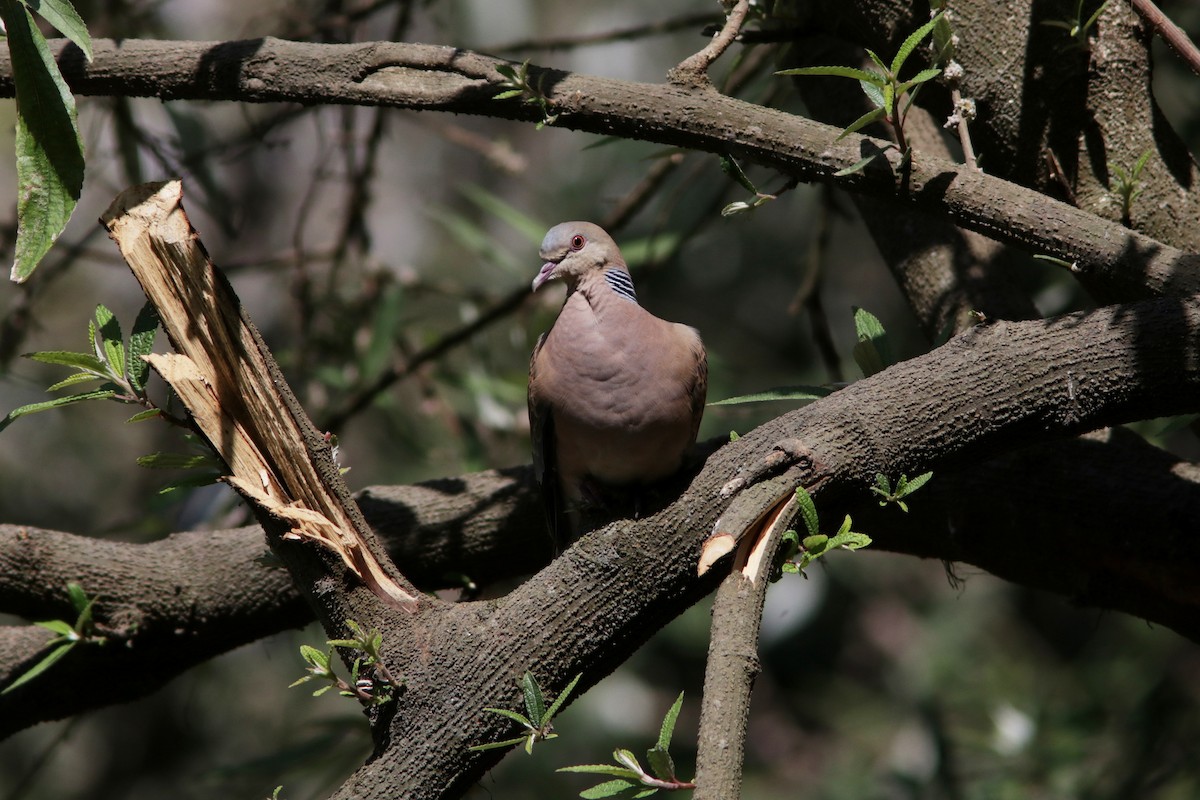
[528,221,707,541]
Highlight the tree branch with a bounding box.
[0,38,1196,298]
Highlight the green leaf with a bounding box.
[136,452,216,470]
[891,12,944,75]
[859,79,885,108]
[645,746,675,782]
[482,706,535,729]
[1082,0,1113,35]
[2,0,85,283]
[579,779,643,799]
[66,581,88,612]
[864,48,889,74]
[776,65,886,84]
[834,152,883,177]
[156,471,222,494]
[794,486,820,538]
[493,89,524,100]
[708,385,831,406]
[543,672,583,724]
[45,371,103,392]
[558,765,644,779]
[903,66,943,87]
[521,671,547,725]
[1,641,76,694]
[127,302,159,392]
[852,307,891,376]
[902,470,934,495]
[25,0,93,60]
[299,644,330,670]
[96,305,125,378]
[656,691,685,751]
[613,748,643,774]
[33,619,74,637]
[126,408,162,423]
[719,155,757,194]
[468,735,530,752]
[835,106,887,141]
[0,388,118,432]
[25,350,108,375]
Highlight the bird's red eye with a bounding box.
[570,234,586,250]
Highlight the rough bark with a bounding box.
[0,38,1197,299]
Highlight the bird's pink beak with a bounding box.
[531,261,558,292]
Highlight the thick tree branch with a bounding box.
[0,38,1197,299]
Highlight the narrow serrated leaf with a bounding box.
[794,486,819,537]
[2,0,85,282]
[579,779,642,799]
[708,386,831,406]
[0,388,118,432]
[903,471,934,495]
[657,691,685,751]
[468,736,530,752]
[136,451,215,470]
[482,706,535,728]
[646,746,676,781]
[46,372,102,392]
[1,641,76,694]
[96,307,125,378]
[834,152,882,176]
[558,765,644,779]
[892,12,944,75]
[859,79,885,108]
[835,107,887,141]
[493,89,524,100]
[25,350,108,374]
[522,672,547,724]
[576,777,643,796]
[126,408,162,423]
[127,302,159,392]
[543,672,582,724]
[776,65,885,84]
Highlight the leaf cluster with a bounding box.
[2,582,105,695]
[289,620,402,707]
[493,60,559,129]
[470,671,582,754]
[776,12,944,173]
[558,692,694,798]
[1109,150,1152,225]
[870,471,934,512]
[776,486,872,578]
[2,303,162,431]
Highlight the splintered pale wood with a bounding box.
[101,180,418,612]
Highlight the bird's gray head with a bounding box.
[532,221,626,292]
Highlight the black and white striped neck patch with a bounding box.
[604,269,638,303]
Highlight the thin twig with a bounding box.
[668,0,752,88]
[1131,0,1200,76]
[494,11,717,54]
[949,86,979,172]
